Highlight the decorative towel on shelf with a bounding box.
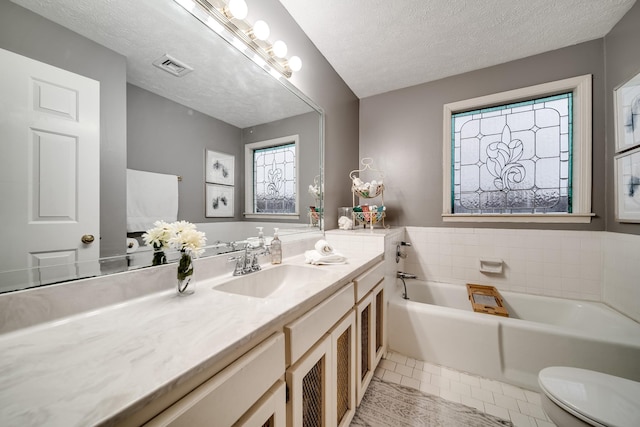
[126,169,179,232]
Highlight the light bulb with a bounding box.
[272,40,288,58]
[228,0,248,20]
[252,20,270,40]
[288,56,302,72]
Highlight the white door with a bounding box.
[0,48,100,290]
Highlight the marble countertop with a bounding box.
[0,250,382,426]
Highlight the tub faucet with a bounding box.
[396,271,416,299]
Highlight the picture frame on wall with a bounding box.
[614,69,640,153]
[615,146,640,223]
[205,150,234,186]
[205,183,234,217]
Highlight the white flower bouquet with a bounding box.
[143,220,207,256]
[143,220,207,294]
[143,220,207,267]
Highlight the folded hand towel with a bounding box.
[314,239,334,255]
[305,250,347,265]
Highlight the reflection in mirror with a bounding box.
[0,0,323,293]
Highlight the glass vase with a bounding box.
[177,251,195,295]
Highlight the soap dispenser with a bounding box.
[257,227,265,247]
[271,228,282,264]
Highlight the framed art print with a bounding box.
[205,150,234,185]
[615,146,640,222]
[205,184,234,217]
[614,69,640,153]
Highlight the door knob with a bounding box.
[81,234,95,244]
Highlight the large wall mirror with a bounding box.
[0,0,323,293]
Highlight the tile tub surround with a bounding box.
[0,250,383,426]
[403,227,640,322]
[404,227,604,302]
[604,232,640,323]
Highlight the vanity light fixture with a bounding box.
[173,0,302,78]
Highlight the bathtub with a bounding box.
[388,280,640,390]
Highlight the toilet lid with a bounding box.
[539,367,640,427]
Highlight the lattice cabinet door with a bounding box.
[233,381,286,427]
[372,281,386,367]
[356,292,375,405]
[286,336,332,427]
[330,311,356,427]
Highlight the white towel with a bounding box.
[314,239,334,255]
[305,250,347,265]
[126,169,179,232]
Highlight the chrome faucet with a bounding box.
[396,271,417,280]
[396,271,417,300]
[228,243,270,276]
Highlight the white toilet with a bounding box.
[538,367,640,427]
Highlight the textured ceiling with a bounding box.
[11,0,312,128]
[278,0,637,99]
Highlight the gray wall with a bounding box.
[360,40,606,230]
[247,0,360,229]
[0,1,127,257]
[243,112,322,224]
[127,84,243,222]
[605,1,640,235]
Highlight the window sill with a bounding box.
[441,213,594,224]
[244,213,300,220]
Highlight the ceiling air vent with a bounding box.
[152,54,193,77]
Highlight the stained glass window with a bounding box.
[253,143,296,213]
[451,93,573,214]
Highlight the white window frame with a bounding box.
[244,135,300,219]
[442,74,594,223]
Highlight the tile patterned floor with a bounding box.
[375,351,556,427]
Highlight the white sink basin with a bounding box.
[212,264,331,298]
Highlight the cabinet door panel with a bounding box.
[356,293,375,405]
[286,336,332,427]
[373,281,386,366]
[331,311,356,427]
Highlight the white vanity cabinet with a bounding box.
[285,283,357,427]
[353,261,386,404]
[141,259,385,427]
[145,332,286,427]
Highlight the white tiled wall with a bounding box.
[402,226,640,321]
[603,232,640,322]
[404,227,604,301]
